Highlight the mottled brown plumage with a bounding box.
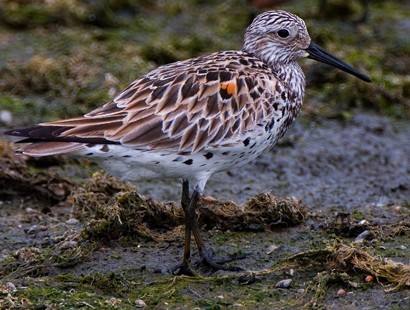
[20,51,288,156]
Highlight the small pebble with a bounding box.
[348,281,358,288]
[275,279,292,288]
[287,268,295,276]
[337,288,347,297]
[6,282,17,293]
[266,244,279,254]
[354,230,371,243]
[135,299,146,308]
[358,219,368,225]
[26,225,38,234]
[26,225,46,234]
[0,110,13,125]
[365,275,374,283]
[393,205,401,213]
[60,240,78,250]
[66,218,79,225]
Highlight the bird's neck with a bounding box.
[271,61,305,111]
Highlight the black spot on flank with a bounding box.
[250,142,257,149]
[173,156,183,162]
[153,161,160,164]
[239,58,248,65]
[123,155,131,158]
[243,138,250,146]
[265,118,275,131]
[86,144,96,148]
[100,145,109,152]
[200,164,207,167]
[222,151,230,155]
[183,159,193,165]
[204,152,213,159]
[281,92,287,100]
[86,152,93,156]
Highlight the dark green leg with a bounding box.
[189,190,244,272]
[172,179,196,276]
[173,181,245,275]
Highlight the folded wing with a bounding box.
[7,53,281,156]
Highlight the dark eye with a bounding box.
[277,29,289,38]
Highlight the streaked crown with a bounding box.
[243,10,311,65]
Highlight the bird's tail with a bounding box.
[3,125,102,157]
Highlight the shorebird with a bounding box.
[6,10,370,275]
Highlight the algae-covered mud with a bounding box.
[0,0,409,309]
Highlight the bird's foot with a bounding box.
[171,261,197,276]
[196,249,248,272]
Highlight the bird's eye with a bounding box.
[277,29,290,38]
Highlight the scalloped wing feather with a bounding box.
[36,51,285,154]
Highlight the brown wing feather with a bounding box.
[22,142,85,157]
[37,51,282,154]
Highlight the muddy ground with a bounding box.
[0,0,409,309]
[1,113,409,309]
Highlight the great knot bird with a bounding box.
[6,10,370,275]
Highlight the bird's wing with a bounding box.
[12,52,285,154]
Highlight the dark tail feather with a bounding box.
[4,125,119,144]
[4,125,119,157]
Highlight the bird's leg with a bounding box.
[172,179,196,276]
[189,190,244,272]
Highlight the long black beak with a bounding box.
[306,42,371,82]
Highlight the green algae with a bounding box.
[3,239,408,309]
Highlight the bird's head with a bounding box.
[243,10,370,82]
